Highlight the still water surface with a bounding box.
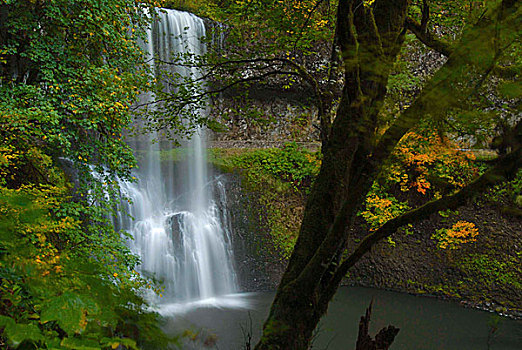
[161,287,522,349]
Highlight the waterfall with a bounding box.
[115,9,238,306]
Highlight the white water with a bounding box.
[115,9,239,307]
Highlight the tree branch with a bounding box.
[147,54,331,139]
[405,17,520,77]
[420,0,430,33]
[322,144,522,302]
[154,56,323,102]
[292,0,327,53]
[405,16,453,56]
[131,70,300,110]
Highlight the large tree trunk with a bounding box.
[254,0,521,348]
[254,1,409,349]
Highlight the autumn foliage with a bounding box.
[361,130,481,245]
[390,131,478,195]
[432,221,480,249]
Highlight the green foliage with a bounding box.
[0,0,157,180]
[0,0,175,348]
[40,292,99,336]
[431,220,479,250]
[0,190,172,349]
[484,169,522,206]
[163,0,217,15]
[498,81,522,99]
[224,142,321,191]
[211,0,336,54]
[0,316,44,348]
[459,253,522,291]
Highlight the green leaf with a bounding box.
[101,337,138,350]
[0,316,44,347]
[41,292,99,335]
[0,315,15,328]
[43,334,67,350]
[205,119,228,132]
[61,337,101,350]
[7,323,44,347]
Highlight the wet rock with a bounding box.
[215,171,286,292]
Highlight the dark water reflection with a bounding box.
[162,287,522,349]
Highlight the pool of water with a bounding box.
[160,287,522,349]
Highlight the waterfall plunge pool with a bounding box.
[160,286,521,349]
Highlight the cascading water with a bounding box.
[115,9,238,306]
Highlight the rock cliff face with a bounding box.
[200,16,325,145]
[345,204,522,317]
[209,88,320,144]
[215,172,286,292]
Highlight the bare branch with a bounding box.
[144,55,328,135]
[131,70,300,110]
[405,16,519,78]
